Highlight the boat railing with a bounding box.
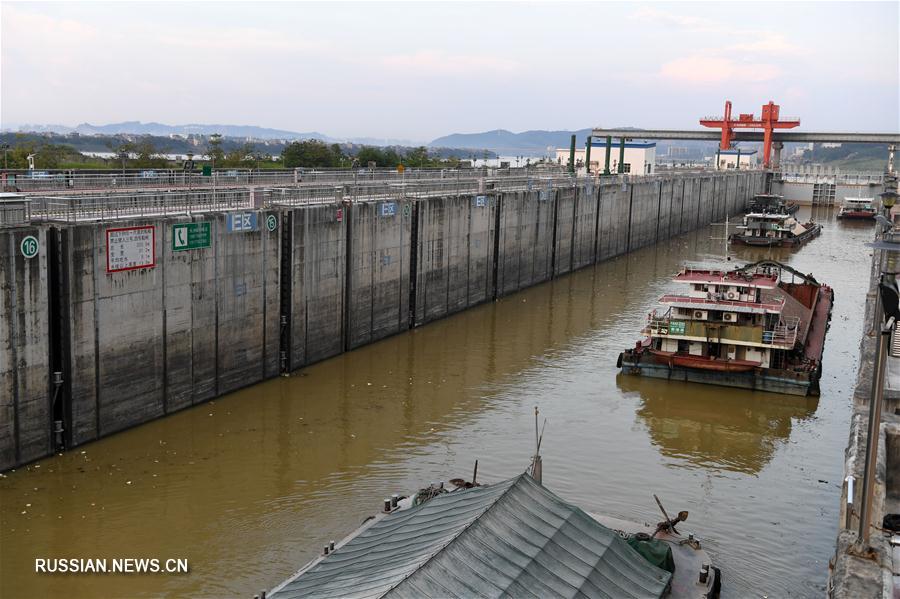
[763,316,800,347]
[658,294,784,311]
[645,311,799,348]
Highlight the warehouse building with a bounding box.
[556,140,656,175]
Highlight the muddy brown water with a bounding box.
[0,206,873,598]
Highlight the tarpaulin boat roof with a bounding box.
[269,473,671,599]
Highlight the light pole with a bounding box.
[1,144,8,170]
[880,189,897,224]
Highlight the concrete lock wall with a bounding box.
[495,189,556,296]
[597,179,631,262]
[288,203,346,369]
[412,194,497,327]
[571,182,599,271]
[346,199,412,350]
[0,226,50,471]
[57,212,280,450]
[680,177,700,233]
[552,187,575,277]
[627,179,659,251]
[0,171,762,469]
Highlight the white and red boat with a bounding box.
[618,261,833,396]
[836,197,876,220]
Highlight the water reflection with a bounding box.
[619,375,819,475]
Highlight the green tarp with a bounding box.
[627,534,676,574]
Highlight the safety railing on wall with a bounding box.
[29,189,253,223]
[3,165,567,193]
[24,169,760,223]
[773,169,884,185]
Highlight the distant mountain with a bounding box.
[2,121,432,146]
[429,128,594,155]
[340,136,424,147]
[69,121,320,140]
[2,121,329,140]
[429,128,732,158]
[2,123,76,134]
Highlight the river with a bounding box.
[0,205,873,598]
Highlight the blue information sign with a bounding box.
[227,212,258,232]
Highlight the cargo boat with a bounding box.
[730,212,821,247]
[617,261,833,396]
[836,197,876,220]
[748,192,799,215]
[267,466,722,599]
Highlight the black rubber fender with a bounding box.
[707,566,722,599]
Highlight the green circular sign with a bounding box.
[20,235,39,259]
[266,214,278,232]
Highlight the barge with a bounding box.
[617,261,833,396]
[730,212,821,247]
[748,192,799,215]
[836,197,876,220]
[267,469,721,599]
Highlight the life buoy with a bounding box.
[727,292,737,300]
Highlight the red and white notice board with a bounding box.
[106,226,156,273]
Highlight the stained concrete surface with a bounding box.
[0,171,765,469]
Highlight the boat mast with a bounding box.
[710,215,731,262]
[531,406,546,484]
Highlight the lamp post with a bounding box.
[880,189,898,220]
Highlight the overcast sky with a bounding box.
[2,1,898,142]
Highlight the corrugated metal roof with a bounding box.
[270,474,671,599]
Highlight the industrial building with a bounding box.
[714,149,758,170]
[556,141,656,175]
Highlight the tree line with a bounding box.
[1,134,483,170]
[281,141,466,169]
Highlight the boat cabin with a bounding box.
[735,213,804,241]
[644,267,800,369]
[838,197,876,219]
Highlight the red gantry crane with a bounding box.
[700,100,800,169]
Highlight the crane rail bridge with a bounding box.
[591,128,900,169]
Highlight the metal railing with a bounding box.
[657,293,785,312]
[0,200,31,227]
[763,316,800,346]
[2,163,758,195]
[29,189,254,223]
[773,169,884,186]
[2,165,568,193]
[645,311,800,347]
[21,168,766,223]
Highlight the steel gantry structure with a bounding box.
[699,100,800,168]
[592,99,900,170]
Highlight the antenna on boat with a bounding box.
[531,406,547,484]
